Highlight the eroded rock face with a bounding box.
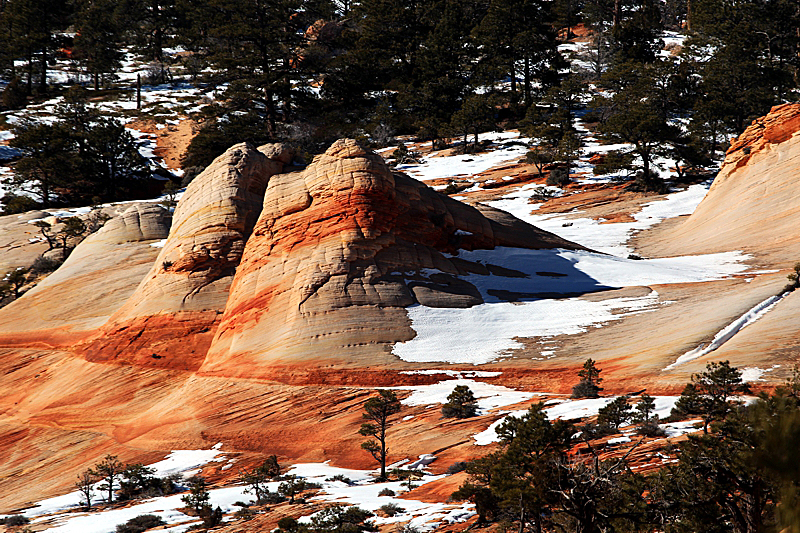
[80,142,293,368]
[639,103,800,265]
[0,204,171,343]
[201,139,584,376]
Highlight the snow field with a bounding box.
[392,378,539,411]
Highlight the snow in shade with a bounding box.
[664,292,789,370]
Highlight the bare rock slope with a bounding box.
[639,103,800,265]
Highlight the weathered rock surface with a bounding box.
[79,142,294,368]
[637,103,800,265]
[201,139,585,376]
[0,204,171,344]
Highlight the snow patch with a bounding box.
[665,292,789,370]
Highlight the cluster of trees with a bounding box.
[1,0,797,203]
[452,360,800,533]
[75,454,181,510]
[2,85,148,209]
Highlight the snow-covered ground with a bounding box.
[8,448,475,533]
[474,395,684,445]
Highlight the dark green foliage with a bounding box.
[359,390,401,480]
[117,464,177,501]
[0,515,29,526]
[441,385,479,419]
[181,112,273,178]
[572,358,603,398]
[4,268,29,298]
[597,396,632,429]
[115,514,165,533]
[671,361,751,433]
[0,193,39,215]
[91,454,124,504]
[7,89,146,206]
[278,516,300,531]
[378,503,403,517]
[198,505,223,528]
[309,504,375,533]
[181,476,210,513]
[278,475,308,504]
[71,0,125,90]
[446,461,468,475]
[634,393,657,424]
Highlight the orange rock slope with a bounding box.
[641,102,800,265]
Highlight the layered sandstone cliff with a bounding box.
[79,142,293,368]
[0,204,171,344]
[200,139,584,376]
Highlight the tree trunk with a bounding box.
[523,56,531,105]
[613,0,621,29]
[39,47,46,91]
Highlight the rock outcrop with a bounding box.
[79,142,294,368]
[641,103,800,265]
[200,139,585,376]
[0,204,171,344]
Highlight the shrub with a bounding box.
[446,462,468,475]
[379,503,404,517]
[0,515,30,526]
[278,516,300,531]
[636,420,666,437]
[30,255,63,274]
[325,474,352,484]
[0,194,39,215]
[571,380,601,399]
[442,385,479,419]
[234,506,256,521]
[546,167,571,186]
[115,514,165,533]
[378,488,396,497]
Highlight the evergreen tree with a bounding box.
[7,119,78,205]
[634,393,657,423]
[442,385,479,419]
[359,390,401,480]
[181,476,210,513]
[597,396,632,429]
[91,454,124,504]
[572,358,603,398]
[71,0,125,90]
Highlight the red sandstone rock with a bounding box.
[201,139,585,376]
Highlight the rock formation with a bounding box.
[79,142,294,368]
[640,102,800,265]
[200,139,585,376]
[0,204,171,344]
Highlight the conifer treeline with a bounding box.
[0,0,799,182]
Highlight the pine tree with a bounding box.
[572,358,603,398]
[442,385,479,419]
[91,454,124,504]
[359,390,401,480]
[597,396,632,429]
[72,0,125,90]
